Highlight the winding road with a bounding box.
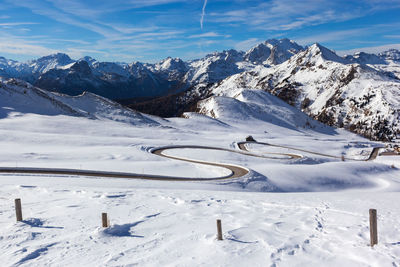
[0,141,383,181]
[237,141,382,161]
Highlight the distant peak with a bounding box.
[161,57,183,63]
[38,53,72,61]
[379,49,400,62]
[80,56,96,62]
[70,60,91,74]
[157,56,187,72]
[245,38,303,65]
[301,43,348,64]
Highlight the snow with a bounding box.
[1,176,399,266]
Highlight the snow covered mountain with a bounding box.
[27,53,75,74]
[0,39,305,101]
[1,39,400,141]
[209,43,400,141]
[184,49,247,85]
[0,53,75,81]
[152,57,188,80]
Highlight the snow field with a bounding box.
[0,177,399,266]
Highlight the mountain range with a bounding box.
[1,38,399,141]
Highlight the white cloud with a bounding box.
[39,0,190,18]
[295,22,400,47]
[189,32,224,38]
[384,35,400,39]
[337,43,400,56]
[209,0,397,31]
[295,29,369,45]
[0,22,39,26]
[0,40,58,57]
[234,38,260,51]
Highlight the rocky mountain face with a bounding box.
[1,39,400,141]
[244,38,303,65]
[209,43,400,141]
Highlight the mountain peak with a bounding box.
[28,53,75,74]
[244,38,303,65]
[158,57,186,71]
[306,43,347,64]
[79,56,97,66]
[70,60,92,75]
[35,53,72,63]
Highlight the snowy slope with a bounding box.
[0,78,160,125]
[197,89,333,135]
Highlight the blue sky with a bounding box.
[0,0,399,63]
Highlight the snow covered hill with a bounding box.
[196,88,334,135]
[0,78,160,125]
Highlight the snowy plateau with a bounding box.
[0,39,400,266]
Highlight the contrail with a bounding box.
[200,0,208,29]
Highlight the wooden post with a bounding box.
[216,219,223,240]
[102,213,109,228]
[15,198,23,222]
[369,209,378,247]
